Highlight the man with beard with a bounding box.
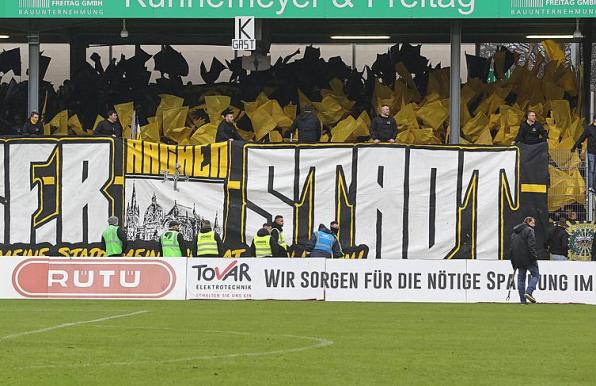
[270,215,288,257]
[216,108,242,142]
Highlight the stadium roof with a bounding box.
[0,18,594,45]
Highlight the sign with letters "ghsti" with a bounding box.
[233,16,256,52]
[4,0,596,19]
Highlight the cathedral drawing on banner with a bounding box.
[125,183,220,241]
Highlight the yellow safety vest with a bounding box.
[197,231,219,256]
[276,229,288,250]
[254,235,272,257]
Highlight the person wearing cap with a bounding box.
[22,111,43,136]
[215,107,242,142]
[287,104,322,143]
[193,220,223,257]
[250,223,276,257]
[160,220,186,257]
[101,216,127,257]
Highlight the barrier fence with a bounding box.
[1,257,595,304]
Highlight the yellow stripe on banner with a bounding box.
[114,176,125,185]
[521,184,547,193]
[42,176,55,185]
[228,180,241,190]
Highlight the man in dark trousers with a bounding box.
[101,216,127,257]
[544,219,569,261]
[94,110,123,137]
[159,220,186,257]
[287,104,322,143]
[510,217,540,304]
[22,111,43,136]
[270,215,288,257]
[308,224,342,258]
[193,220,223,257]
[250,223,276,257]
[513,111,548,145]
[370,105,397,143]
[571,115,596,193]
[215,108,242,142]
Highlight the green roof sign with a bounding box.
[4,0,596,19]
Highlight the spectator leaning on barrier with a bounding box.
[571,114,596,193]
[250,223,276,257]
[510,216,540,304]
[370,104,397,143]
[101,216,127,257]
[160,220,185,257]
[94,110,123,137]
[215,107,242,142]
[22,111,43,136]
[193,220,223,257]
[513,111,548,145]
[270,215,288,257]
[544,219,569,261]
[286,104,322,143]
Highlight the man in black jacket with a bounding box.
[22,111,43,136]
[571,115,596,193]
[370,105,397,143]
[215,108,242,142]
[270,215,288,257]
[513,111,548,145]
[287,104,322,143]
[544,219,569,261]
[510,217,540,304]
[94,110,123,137]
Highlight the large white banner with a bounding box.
[0,257,187,300]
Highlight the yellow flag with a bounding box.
[115,102,134,138]
[139,122,160,143]
[162,107,191,144]
[331,116,356,143]
[205,95,231,123]
[189,123,217,145]
[268,130,284,143]
[542,40,565,63]
[49,110,68,135]
[416,100,448,130]
[396,103,419,130]
[67,114,89,136]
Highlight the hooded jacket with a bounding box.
[510,223,538,269]
[288,111,321,143]
[544,224,569,257]
[270,222,288,257]
[249,228,276,257]
[216,120,242,142]
[192,227,223,256]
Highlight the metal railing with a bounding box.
[548,149,590,223]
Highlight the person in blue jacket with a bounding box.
[308,224,342,258]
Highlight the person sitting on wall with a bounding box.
[513,111,548,145]
[22,111,43,136]
[193,220,223,257]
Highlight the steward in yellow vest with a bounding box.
[101,216,127,257]
[271,215,289,257]
[159,220,186,257]
[193,220,223,257]
[250,224,275,257]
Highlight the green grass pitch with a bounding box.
[1,300,595,385]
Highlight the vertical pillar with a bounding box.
[449,20,462,145]
[69,38,87,81]
[27,32,40,115]
[352,43,356,70]
[581,20,593,121]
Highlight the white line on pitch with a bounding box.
[0,310,149,341]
